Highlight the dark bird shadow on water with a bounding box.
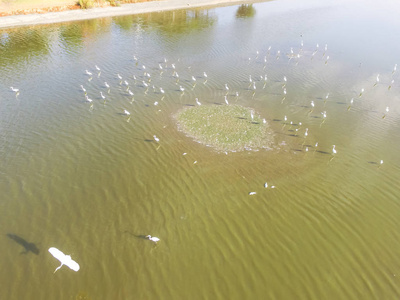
[123,231,148,240]
[316,150,331,155]
[6,234,39,255]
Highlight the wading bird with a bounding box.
[146,235,160,244]
[48,247,80,273]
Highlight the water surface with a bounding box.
[1,0,400,299]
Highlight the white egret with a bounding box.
[117,74,122,80]
[311,100,315,107]
[124,80,129,86]
[325,56,330,64]
[154,101,158,106]
[224,95,229,105]
[332,145,337,154]
[305,128,308,137]
[85,70,92,76]
[224,84,229,93]
[203,71,208,78]
[179,86,185,93]
[104,82,110,89]
[191,76,196,82]
[10,87,19,92]
[146,235,160,244]
[80,85,86,93]
[393,64,397,74]
[160,87,165,94]
[128,90,134,96]
[172,63,176,69]
[153,135,160,142]
[85,95,93,103]
[123,109,130,115]
[250,110,254,121]
[249,192,257,195]
[264,182,268,188]
[48,247,80,273]
[95,65,100,71]
[100,92,105,99]
[263,118,267,124]
[195,98,201,106]
[359,88,364,97]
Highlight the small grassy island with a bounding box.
[175,104,274,152]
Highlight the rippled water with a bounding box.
[1,0,400,299]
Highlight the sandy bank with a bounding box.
[0,0,259,29]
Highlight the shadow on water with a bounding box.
[6,233,39,255]
[123,231,149,240]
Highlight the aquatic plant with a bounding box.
[175,104,274,152]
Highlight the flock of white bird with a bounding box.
[8,40,396,270]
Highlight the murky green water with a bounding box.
[1,0,400,299]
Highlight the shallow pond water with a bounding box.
[1,0,400,299]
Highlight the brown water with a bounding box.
[1,0,400,299]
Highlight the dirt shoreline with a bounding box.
[0,0,259,29]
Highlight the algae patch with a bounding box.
[175,104,274,152]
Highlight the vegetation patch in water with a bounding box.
[175,104,274,152]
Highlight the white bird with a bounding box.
[85,95,93,103]
[128,90,134,96]
[100,91,105,99]
[142,81,148,88]
[191,76,196,82]
[393,64,397,74]
[195,98,201,106]
[224,95,229,105]
[95,65,100,71]
[305,128,308,137]
[225,83,229,92]
[10,87,19,92]
[124,80,129,86]
[117,74,122,80]
[123,109,130,115]
[85,70,92,76]
[203,72,208,78]
[80,85,86,93]
[332,145,337,154]
[250,110,254,121]
[146,235,160,244]
[104,82,110,88]
[160,87,165,94]
[359,88,364,97]
[154,101,158,106]
[179,86,185,93]
[311,100,315,108]
[48,247,80,273]
[153,135,160,142]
